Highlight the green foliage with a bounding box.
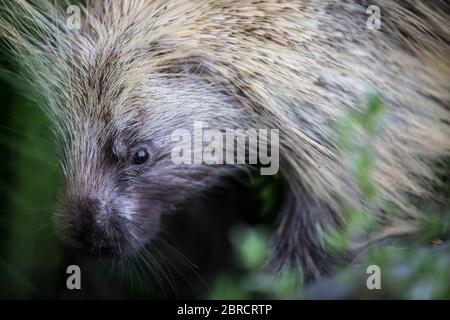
[0,69,62,298]
[210,93,450,299]
[208,224,300,299]
[231,225,269,270]
[325,93,384,253]
[320,93,450,299]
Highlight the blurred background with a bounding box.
[0,47,449,299]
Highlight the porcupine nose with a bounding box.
[64,197,118,256]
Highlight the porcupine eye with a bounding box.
[132,148,149,165]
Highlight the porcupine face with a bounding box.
[0,0,252,259]
[54,75,244,258]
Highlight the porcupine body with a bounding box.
[1,0,449,281]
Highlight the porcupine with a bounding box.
[0,0,449,282]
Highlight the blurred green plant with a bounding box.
[311,93,450,299]
[325,93,384,253]
[208,224,300,299]
[209,93,450,299]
